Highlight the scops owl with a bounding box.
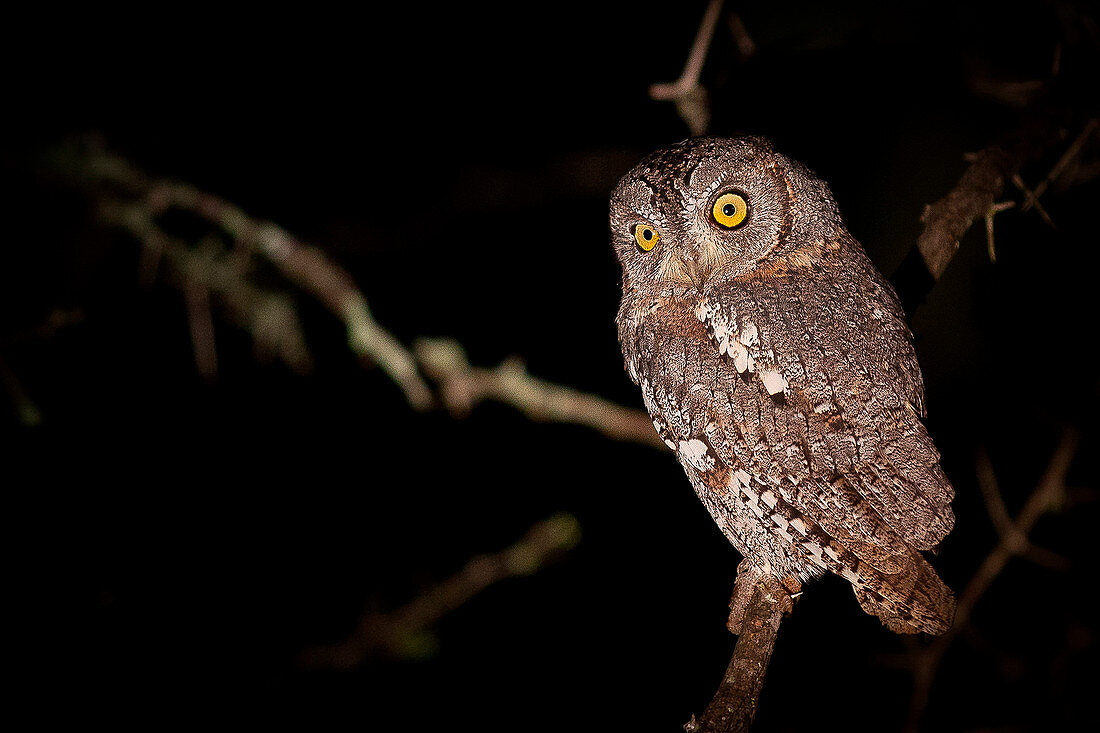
[611,137,956,634]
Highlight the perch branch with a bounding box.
[299,512,581,667]
[902,429,1078,733]
[687,565,795,733]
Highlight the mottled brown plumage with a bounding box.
[611,137,955,634]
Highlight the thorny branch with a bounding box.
[914,117,1097,283]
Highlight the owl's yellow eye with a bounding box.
[712,192,749,229]
[634,223,659,251]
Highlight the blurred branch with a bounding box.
[726,13,756,59]
[650,0,725,136]
[902,429,1079,733]
[58,143,666,448]
[300,512,581,667]
[63,143,433,408]
[1022,117,1098,208]
[415,337,666,449]
[50,145,657,664]
[0,354,42,427]
[101,199,315,374]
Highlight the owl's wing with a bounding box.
[696,239,955,553]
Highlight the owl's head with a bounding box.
[609,136,843,293]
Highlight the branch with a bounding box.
[56,143,666,448]
[300,512,581,667]
[916,144,1016,281]
[902,429,1078,733]
[101,199,315,374]
[649,0,725,136]
[687,564,795,733]
[893,118,1096,316]
[59,143,433,409]
[414,337,666,450]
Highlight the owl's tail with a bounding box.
[851,551,956,635]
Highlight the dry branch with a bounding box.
[102,200,315,374]
[415,337,665,449]
[913,118,1095,284]
[917,145,1016,280]
[61,144,665,447]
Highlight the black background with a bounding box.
[3,2,1099,730]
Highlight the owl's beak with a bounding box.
[662,249,711,288]
[678,254,710,289]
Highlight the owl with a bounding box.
[611,137,956,634]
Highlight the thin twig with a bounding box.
[102,200,314,374]
[1026,118,1098,204]
[183,252,219,381]
[1011,172,1056,229]
[983,201,1015,263]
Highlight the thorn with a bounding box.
[984,201,1015,263]
[1012,173,1056,229]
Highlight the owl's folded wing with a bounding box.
[697,243,955,552]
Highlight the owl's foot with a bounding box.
[727,560,801,635]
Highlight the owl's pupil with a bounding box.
[643,229,653,240]
[723,204,736,217]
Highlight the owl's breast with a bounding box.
[617,288,712,386]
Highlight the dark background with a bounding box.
[3,2,1098,730]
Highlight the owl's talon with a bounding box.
[727,561,798,634]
